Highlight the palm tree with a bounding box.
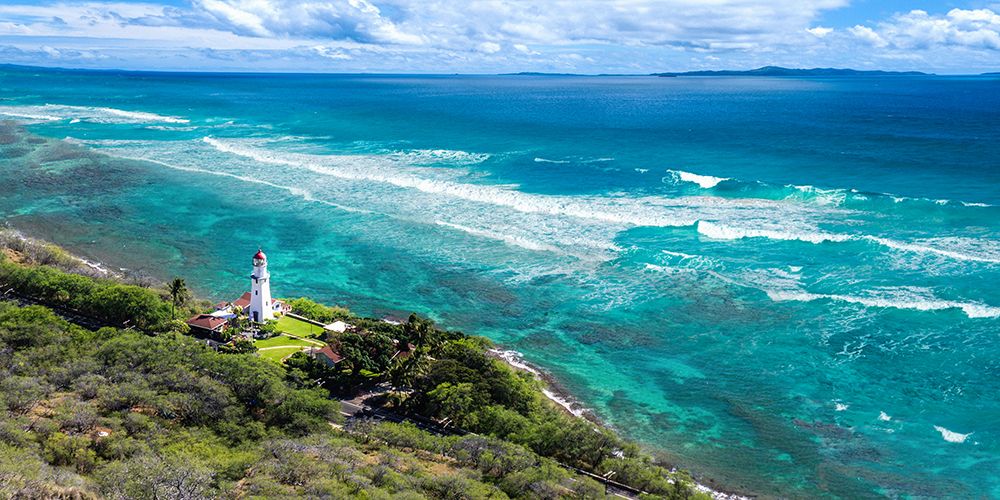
[168,277,188,319]
[405,313,433,349]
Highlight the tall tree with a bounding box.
[167,277,188,319]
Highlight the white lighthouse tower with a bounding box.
[248,248,274,323]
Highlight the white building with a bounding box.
[248,248,274,323]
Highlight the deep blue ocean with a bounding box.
[1,65,998,498]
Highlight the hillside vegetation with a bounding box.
[0,240,710,499]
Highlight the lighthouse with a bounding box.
[248,248,274,323]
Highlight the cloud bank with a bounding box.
[0,1,997,73]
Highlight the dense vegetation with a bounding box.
[0,240,711,499]
[285,314,707,498]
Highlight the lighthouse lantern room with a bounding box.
[248,248,274,323]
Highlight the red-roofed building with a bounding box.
[392,342,418,361]
[214,292,290,318]
[313,344,344,367]
[233,292,252,311]
[186,314,228,335]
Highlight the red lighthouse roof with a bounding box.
[253,249,266,261]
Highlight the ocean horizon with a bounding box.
[2,64,999,497]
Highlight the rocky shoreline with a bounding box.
[1,225,751,500]
[487,348,751,500]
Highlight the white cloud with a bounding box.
[0,1,998,73]
[807,26,833,38]
[477,41,501,54]
[851,8,1000,51]
[194,0,424,44]
[311,45,352,60]
[850,25,889,48]
[512,43,537,55]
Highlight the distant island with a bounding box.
[499,71,633,77]
[652,66,930,77]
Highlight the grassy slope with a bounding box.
[253,334,319,349]
[0,302,614,498]
[276,315,323,338]
[258,346,308,363]
[0,237,713,499]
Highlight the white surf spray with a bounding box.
[934,426,972,443]
[698,221,1000,264]
[766,289,1000,319]
[697,221,851,244]
[203,137,704,228]
[393,149,490,165]
[533,157,571,164]
[670,169,730,188]
[0,104,189,124]
[435,220,562,254]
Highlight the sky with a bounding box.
[0,0,999,73]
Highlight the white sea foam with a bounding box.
[534,157,571,164]
[100,153,370,215]
[788,266,803,272]
[204,137,704,228]
[0,110,62,122]
[145,125,201,132]
[658,249,719,271]
[862,236,1000,264]
[489,348,592,418]
[766,289,1000,319]
[934,425,972,443]
[697,221,851,244]
[634,168,649,173]
[490,349,542,376]
[789,184,848,206]
[392,149,489,165]
[0,104,189,124]
[670,169,729,188]
[698,221,1000,264]
[644,263,675,273]
[662,250,697,259]
[835,403,849,411]
[435,220,562,254]
[879,411,892,421]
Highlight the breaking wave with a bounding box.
[934,426,972,443]
[669,169,730,188]
[435,221,562,254]
[392,149,490,165]
[766,289,1000,319]
[697,221,851,244]
[662,168,993,209]
[203,137,703,228]
[0,104,189,124]
[698,221,1000,263]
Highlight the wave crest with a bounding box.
[0,104,189,124]
[766,289,1000,319]
[669,169,730,188]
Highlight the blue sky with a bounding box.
[0,1,998,73]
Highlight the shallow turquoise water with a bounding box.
[1,66,999,497]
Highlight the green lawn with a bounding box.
[258,346,307,363]
[276,315,323,338]
[253,334,316,349]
